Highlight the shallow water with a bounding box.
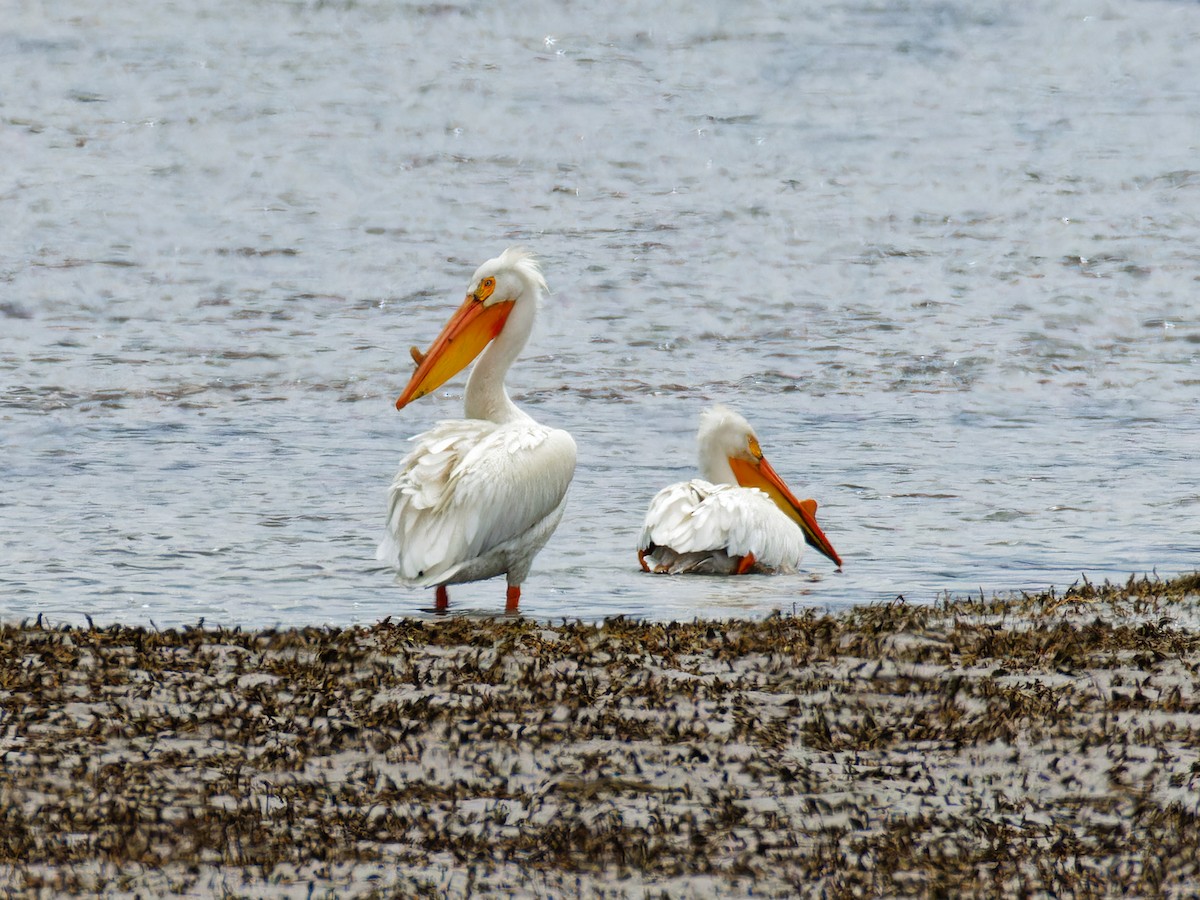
[2,0,1198,626]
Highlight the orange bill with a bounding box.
[729,454,843,569]
[395,295,514,409]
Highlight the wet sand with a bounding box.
[2,573,1199,897]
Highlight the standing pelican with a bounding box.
[377,248,576,612]
[638,404,842,575]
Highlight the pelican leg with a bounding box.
[435,585,449,610]
[735,553,757,575]
[506,584,521,613]
[637,549,651,573]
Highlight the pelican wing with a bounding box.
[379,418,576,584]
[639,480,803,567]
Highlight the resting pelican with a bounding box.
[377,248,576,612]
[637,404,842,575]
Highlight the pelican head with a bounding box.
[698,404,843,568]
[396,248,547,410]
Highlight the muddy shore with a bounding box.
[2,574,1199,897]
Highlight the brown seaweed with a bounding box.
[1,573,1198,896]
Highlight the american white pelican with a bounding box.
[637,404,842,575]
[377,248,576,612]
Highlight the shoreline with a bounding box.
[2,573,1199,897]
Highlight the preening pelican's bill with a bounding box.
[637,404,842,576]
[377,248,576,612]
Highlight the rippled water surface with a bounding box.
[3,0,1198,626]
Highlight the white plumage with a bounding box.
[377,249,576,610]
[638,405,842,576]
[379,418,574,587]
[639,480,807,574]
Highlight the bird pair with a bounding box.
[376,249,842,612]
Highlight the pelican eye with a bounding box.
[476,276,496,302]
[747,437,763,460]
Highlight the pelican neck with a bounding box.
[698,444,738,486]
[462,295,537,424]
